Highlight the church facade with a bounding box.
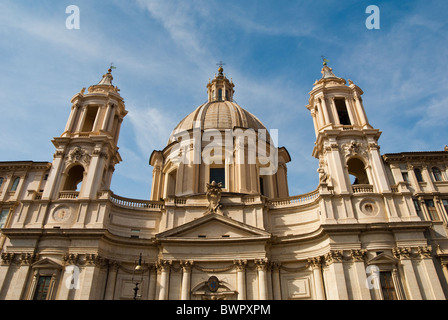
[0,63,448,300]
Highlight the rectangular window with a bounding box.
[425,199,438,220]
[0,209,9,228]
[10,177,20,191]
[33,276,52,300]
[401,172,409,183]
[414,169,423,182]
[334,98,351,125]
[380,271,398,300]
[210,168,225,188]
[442,199,448,216]
[259,177,265,196]
[413,199,423,219]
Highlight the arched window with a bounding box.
[347,158,369,185]
[10,177,20,191]
[432,167,443,181]
[63,165,85,191]
[414,168,423,182]
[0,177,4,189]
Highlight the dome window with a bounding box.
[210,167,225,188]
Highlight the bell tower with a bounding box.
[306,61,390,198]
[42,67,127,200]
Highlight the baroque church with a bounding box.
[0,62,448,300]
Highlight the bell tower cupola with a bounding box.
[306,60,390,198]
[307,60,373,137]
[42,67,127,201]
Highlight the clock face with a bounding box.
[53,206,71,222]
[207,276,219,292]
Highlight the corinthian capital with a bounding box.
[254,258,269,271]
[234,259,247,271]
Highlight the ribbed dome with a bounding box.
[168,101,268,144]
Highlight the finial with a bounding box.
[216,61,225,75]
[321,55,329,66]
[109,62,117,73]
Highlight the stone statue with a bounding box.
[206,181,223,215]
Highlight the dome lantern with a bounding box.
[207,64,234,102]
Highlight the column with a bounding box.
[101,104,114,132]
[180,260,193,300]
[354,96,369,127]
[349,250,370,300]
[157,260,171,300]
[308,257,325,300]
[0,174,13,202]
[79,151,105,199]
[104,261,119,300]
[407,164,422,192]
[63,104,77,135]
[394,247,423,300]
[310,108,319,135]
[323,250,348,300]
[368,143,390,192]
[5,253,34,300]
[234,260,247,300]
[440,260,448,289]
[347,97,362,126]
[417,246,446,300]
[75,106,88,132]
[421,166,436,191]
[271,262,282,300]
[344,97,357,125]
[255,259,269,300]
[0,254,14,299]
[148,265,157,300]
[78,255,103,300]
[319,97,331,124]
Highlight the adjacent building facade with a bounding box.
[0,63,448,300]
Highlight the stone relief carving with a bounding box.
[65,146,91,169]
[342,140,368,160]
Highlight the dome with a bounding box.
[168,100,268,144]
[168,66,269,145]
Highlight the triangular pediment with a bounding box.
[156,213,271,241]
[367,252,399,265]
[32,258,63,269]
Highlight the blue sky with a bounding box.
[0,0,447,200]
